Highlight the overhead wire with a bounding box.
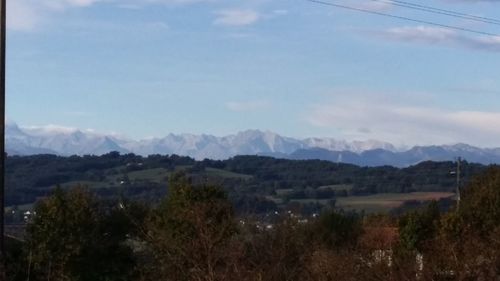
[372,0,500,25]
[305,0,500,37]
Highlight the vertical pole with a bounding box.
[456,157,461,209]
[0,0,5,272]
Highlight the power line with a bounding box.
[306,0,500,37]
[375,0,500,25]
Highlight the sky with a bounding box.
[5,0,500,147]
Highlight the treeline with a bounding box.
[6,153,194,206]
[6,168,500,281]
[6,153,486,213]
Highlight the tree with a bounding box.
[398,201,440,253]
[5,236,27,281]
[241,218,312,281]
[310,210,362,250]
[143,173,237,281]
[427,167,500,280]
[24,186,135,281]
[456,166,500,236]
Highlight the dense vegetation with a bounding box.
[6,168,500,281]
[5,153,487,215]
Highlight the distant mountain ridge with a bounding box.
[6,122,500,167]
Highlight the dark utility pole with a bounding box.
[456,157,461,209]
[0,0,5,271]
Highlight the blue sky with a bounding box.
[6,0,500,147]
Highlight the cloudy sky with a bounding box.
[6,0,500,147]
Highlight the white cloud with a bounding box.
[7,0,41,31]
[6,0,105,31]
[34,0,105,11]
[225,100,269,112]
[214,9,260,26]
[24,124,81,135]
[21,123,121,137]
[306,95,500,147]
[52,0,103,8]
[6,0,205,31]
[356,1,393,12]
[375,25,500,52]
[382,26,456,43]
[71,0,101,5]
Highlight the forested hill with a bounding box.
[6,153,489,213]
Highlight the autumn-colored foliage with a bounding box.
[6,168,500,280]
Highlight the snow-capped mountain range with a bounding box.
[6,122,500,167]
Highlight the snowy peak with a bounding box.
[302,138,396,153]
[227,130,302,154]
[6,124,126,156]
[5,123,500,166]
[6,121,27,138]
[7,125,393,159]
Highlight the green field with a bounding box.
[275,189,294,196]
[291,192,456,213]
[317,184,354,191]
[6,203,34,211]
[59,180,112,189]
[127,168,170,183]
[203,168,252,179]
[55,167,251,190]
